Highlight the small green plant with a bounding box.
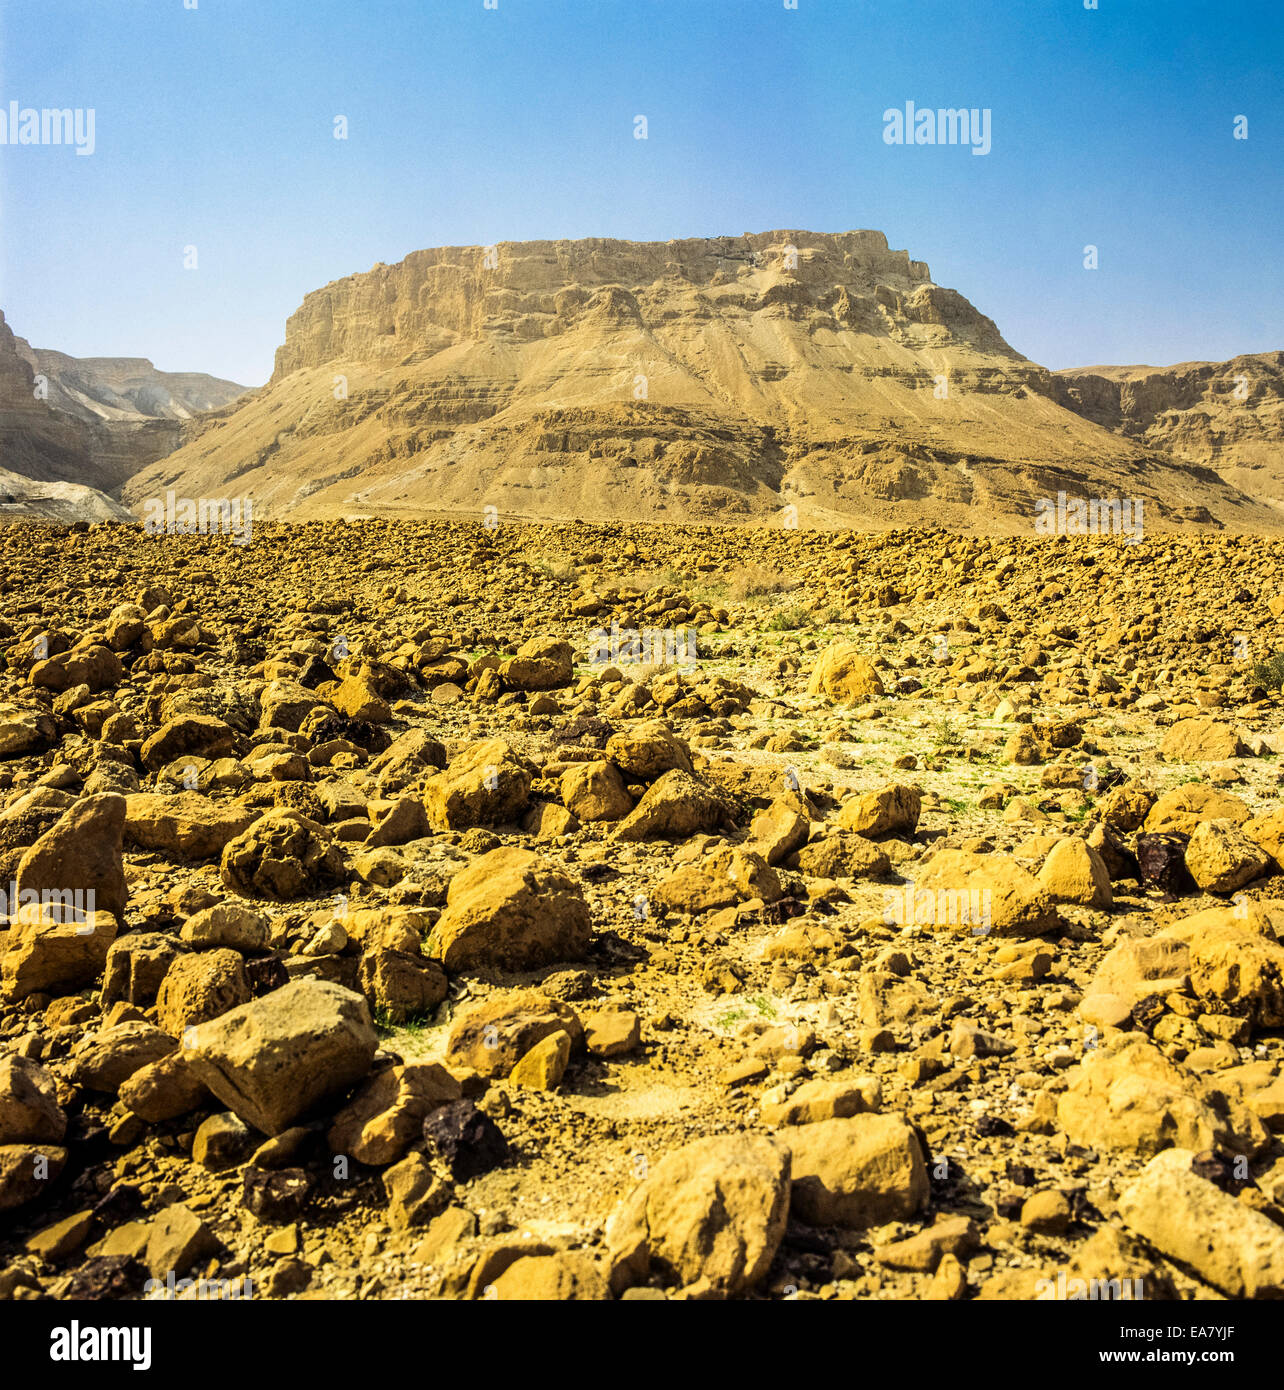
[374,1007,431,1036]
[716,1007,748,1029]
[1252,650,1284,691]
[763,606,807,632]
[931,717,962,750]
[749,994,778,1020]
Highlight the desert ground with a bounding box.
[3,516,1284,1302]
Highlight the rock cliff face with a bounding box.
[0,313,248,522]
[127,230,1274,532]
[1055,353,1284,500]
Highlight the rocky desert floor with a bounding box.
[3,518,1284,1302]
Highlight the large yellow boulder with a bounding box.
[806,642,884,704]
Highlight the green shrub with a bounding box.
[1252,650,1284,691]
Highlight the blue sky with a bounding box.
[2,0,1280,386]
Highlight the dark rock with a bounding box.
[422,1099,509,1181]
[65,1255,146,1300]
[1136,832,1193,894]
[242,1166,313,1222]
[91,1183,144,1225]
[245,954,290,997]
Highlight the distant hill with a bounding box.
[0,310,247,523]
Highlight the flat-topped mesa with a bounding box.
[271,229,942,380]
[128,228,1276,531]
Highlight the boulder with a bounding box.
[760,1076,881,1127]
[1184,821,1272,895]
[606,1132,789,1297]
[1078,935,1191,1030]
[427,847,591,972]
[786,1113,928,1228]
[155,949,252,1035]
[0,1056,65,1144]
[15,793,127,921]
[140,716,236,772]
[220,810,347,900]
[1160,718,1246,762]
[652,846,783,913]
[193,1113,255,1171]
[614,768,737,841]
[0,707,57,759]
[1119,1149,1284,1297]
[124,793,257,859]
[118,1051,212,1122]
[181,978,378,1135]
[489,1253,610,1301]
[2,907,117,1000]
[368,728,447,795]
[330,675,391,723]
[560,761,632,822]
[180,902,270,953]
[421,1098,510,1181]
[1162,908,1284,1028]
[102,932,182,1006]
[144,1203,217,1279]
[806,642,885,704]
[1143,785,1249,836]
[1037,838,1112,908]
[0,1144,67,1212]
[69,1023,176,1093]
[382,1152,450,1230]
[422,738,533,831]
[259,681,327,733]
[1058,1035,1235,1156]
[792,832,890,881]
[837,783,921,839]
[445,990,582,1077]
[357,948,448,1023]
[581,1008,641,1058]
[747,800,809,866]
[499,637,574,690]
[327,1063,460,1165]
[30,644,122,694]
[364,797,429,848]
[509,1030,573,1090]
[604,721,693,781]
[914,849,1058,937]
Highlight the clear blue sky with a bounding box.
[2,0,1279,386]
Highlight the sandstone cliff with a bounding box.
[0,309,132,520]
[1055,353,1284,501]
[0,312,248,522]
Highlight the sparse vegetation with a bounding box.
[763,605,808,632]
[727,564,798,602]
[1252,649,1284,691]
